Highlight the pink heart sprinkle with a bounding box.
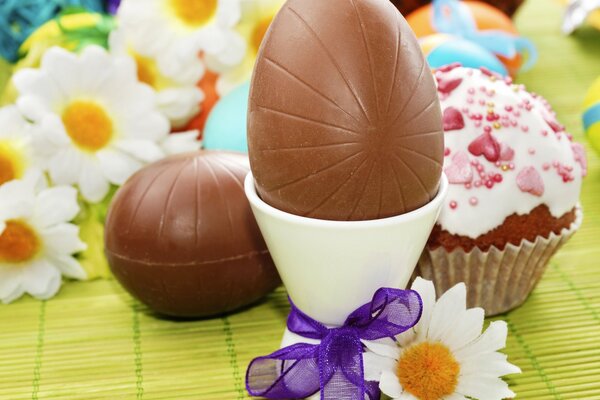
[444,150,473,184]
[468,132,501,162]
[437,77,463,94]
[517,166,544,196]
[443,107,465,131]
[571,143,587,177]
[499,143,515,161]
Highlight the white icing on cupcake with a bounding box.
[434,65,585,238]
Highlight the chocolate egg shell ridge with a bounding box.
[248,0,444,221]
[105,151,280,318]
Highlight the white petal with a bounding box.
[396,392,418,400]
[41,47,81,99]
[456,375,515,400]
[363,351,397,381]
[48,148,85,185]
[0,105,29,135]
[49,255,87,280]
[0,179,36,221]
[362,338,401,359]
[114,139,165,163]
[410,277,437,342]
[157,51,205,84]
[160,131,201,155]
[13,69,63,111]
[443,308,485,352]
[120,111,169,141]
[34,113,71,149]
[459,352,521,377]
[33,186,80,228]
[443,394,467,400]
[454,321,509,361]
[427,283,467,343]
[22,259,62,300]
[96,149,143,185]
[78,160,110,203]
[208,31,247,68]
[0,266,25,304]
[40,223,86,256]
[217,0,242,27]
[157,87,202,126]
[379,370,404,399]
[16,96,50,122]
[79,46,121,94]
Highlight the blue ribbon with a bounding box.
[246,288,423,400]
[431,0,538,71]
[583,103,600,131]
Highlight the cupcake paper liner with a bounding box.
[416,207,583,316]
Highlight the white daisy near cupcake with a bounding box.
[117,0,245,78]
[0,174,86,303]
[14,45,200,203]
[363,278,520,400]
[214,0,284,95]
[109,28,204,128]
[0,105,35,186]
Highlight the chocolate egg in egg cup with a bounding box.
[245,0,448,329]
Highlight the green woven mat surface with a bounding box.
[1,0,600,398]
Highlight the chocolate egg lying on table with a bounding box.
[105,151,280,318]
[248,0,444,221]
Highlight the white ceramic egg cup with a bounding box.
[245,172,448,330]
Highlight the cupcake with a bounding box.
[416,65,587,316]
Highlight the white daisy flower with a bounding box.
[363,278,521,400]
[109,28,205,128]
[215,0,284,95]
[14,45,200,203]
[0,105,36,186]
[117,0,245,78]
[0,174,86,304]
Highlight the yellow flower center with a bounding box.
[62,101,113,152]
[397,342,460,400]
[0,220,40,263]
[0,140,27,185]
[252,16,274,53]
[169,0,217,27]
[134,54,157,87]
[0,153,16,186]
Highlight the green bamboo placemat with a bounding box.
[1,0,600,398]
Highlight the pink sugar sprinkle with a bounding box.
[469,197,479,206]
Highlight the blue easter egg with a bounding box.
[422,34,508,76]
[203,82,250,153]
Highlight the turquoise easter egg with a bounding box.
[583,77,600,155]
[420,34,508,76]
[203,82,250,153]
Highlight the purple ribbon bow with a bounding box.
[432,0,538,71]
[246,288,423,400]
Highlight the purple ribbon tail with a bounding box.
[246,288,423,399]
[246,343,321,398]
